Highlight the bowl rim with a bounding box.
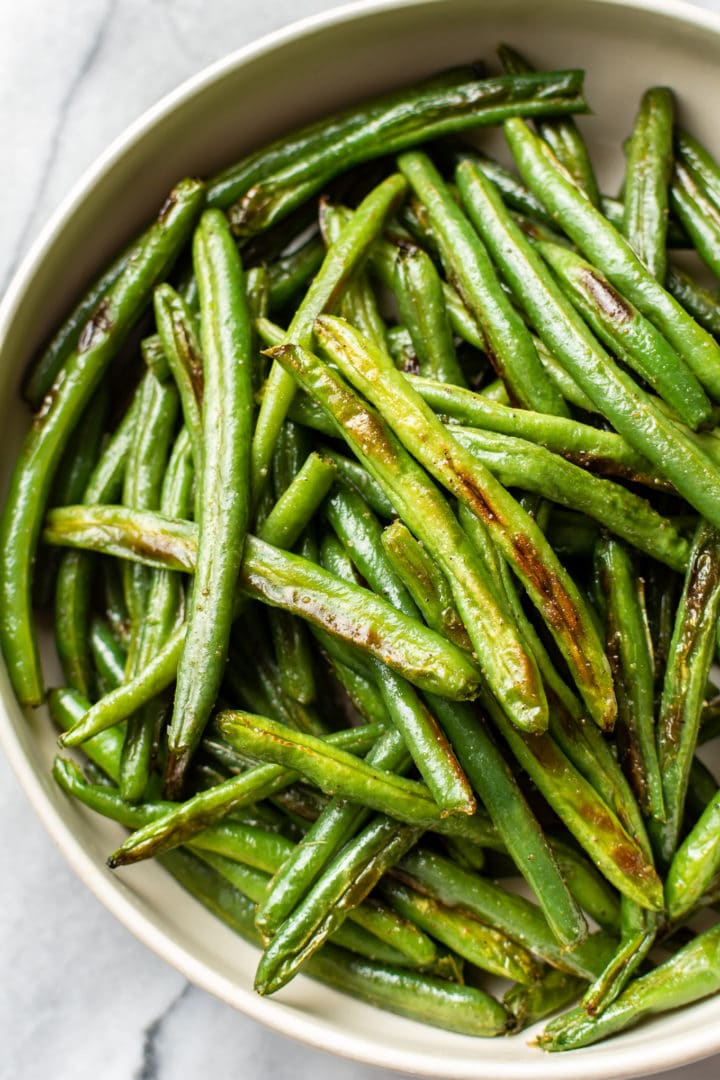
[3,0,720,1076]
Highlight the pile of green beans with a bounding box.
[7,45,720,1052]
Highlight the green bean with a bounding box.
[217,69,587,234]
[408,374,665,487]
[385,324,417,371]
[54,381,144,700]
[379,877,540,984]
[506,969,587,1033]
[485,692,663,910]
[141,333,169,382]
[581,901,659,1018]
[121,373,179,671]
[505,119,720,400]
[398,151,568,415]
[665,264,720,339]
[215,711,485,838]
[320,201,388,353]
[196,850,425,970]
[666,783,720,921]
[594,538,664,823]
[186,845,509,1035]
[457,146,720,527]
[266,234,325,312]
[461,160,710,429]
[539,922,720,1051]
[497,44,601,205]
[325,485,474,813]
[396,848,613,978]
[250,174,407,505]
[165,209,253,797]
[102,561,132,648]
[47,507,481,738]
[48,686,124,783]
[272,338,549,734]
[22,237,139,409]
[318,449,396,519]
[261,452,336,550]
[676,128,720,209]
[381,521,472,652]
[548,836,623,934]
[670,161,720,279]
[538,240,710,429]
[89,618,126,695]
[454,426,688,570]
[153,284,204,482]
[621,87,674,281]
[652,522,720,867]
[392,245,467,385]
[312,316,615,732]
[107,722,383,866]
[0,177,204,706]
[120,430,193,802]
[254,817,425,994]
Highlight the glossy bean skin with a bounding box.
[165,209,254,797]
[0,178,205,706]
[621,87,674,282]
[505,118,720,401]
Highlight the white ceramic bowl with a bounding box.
[3,1,720,1076]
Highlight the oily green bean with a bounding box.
[397,151,568,415]
[505,118,720,400]
[456,149,720,526]
[538,240,710,429]
[506,969,587,1033]
[217,69,587,234]
[454,426,688,570]
[318,449,396,519]
[54,382,144,699]
[547,836,623,934]
[581,901,659,1018]
[165,209,254,797]
[250,174,407,505]
[215,711,483,837]
[594,538,664,823]
[47,508,481,741]
[89,617,127,695]
[666,784,720,921]
[313,315,615,731]
[261,452,336,550]
[164,844,510,1035]
[153,284,204,481]
[670,162,720,279]
[108,722,384,866]
[48,686,124,783]
[120,429,193,802]
[121,372,180,671]
[392,245,467,386]
[497,43,601,205]
[22,237,139,409]
[665,264,720,339]
[485,694,663,911]
[0,177,204,707]
[539,923,720,1051]
[653,522,720,867]
[325,486,474,813]
[621,87,674,282]
[320,201,388,353]
[396,848,613,979]
[408,374,666,487]
[381,520,472,652]
[272,337,549,734]
[254,817,424,994]
[378,877,540,984]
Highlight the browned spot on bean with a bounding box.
[158,189,178,222]
[78,298,114,353]
[579,268,633,323]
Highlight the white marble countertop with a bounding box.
[3,2,720,1077]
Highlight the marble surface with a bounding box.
[3,1,720,1077]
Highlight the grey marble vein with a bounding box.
[4,2,720,1079]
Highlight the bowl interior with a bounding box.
[2,1,720,1077]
